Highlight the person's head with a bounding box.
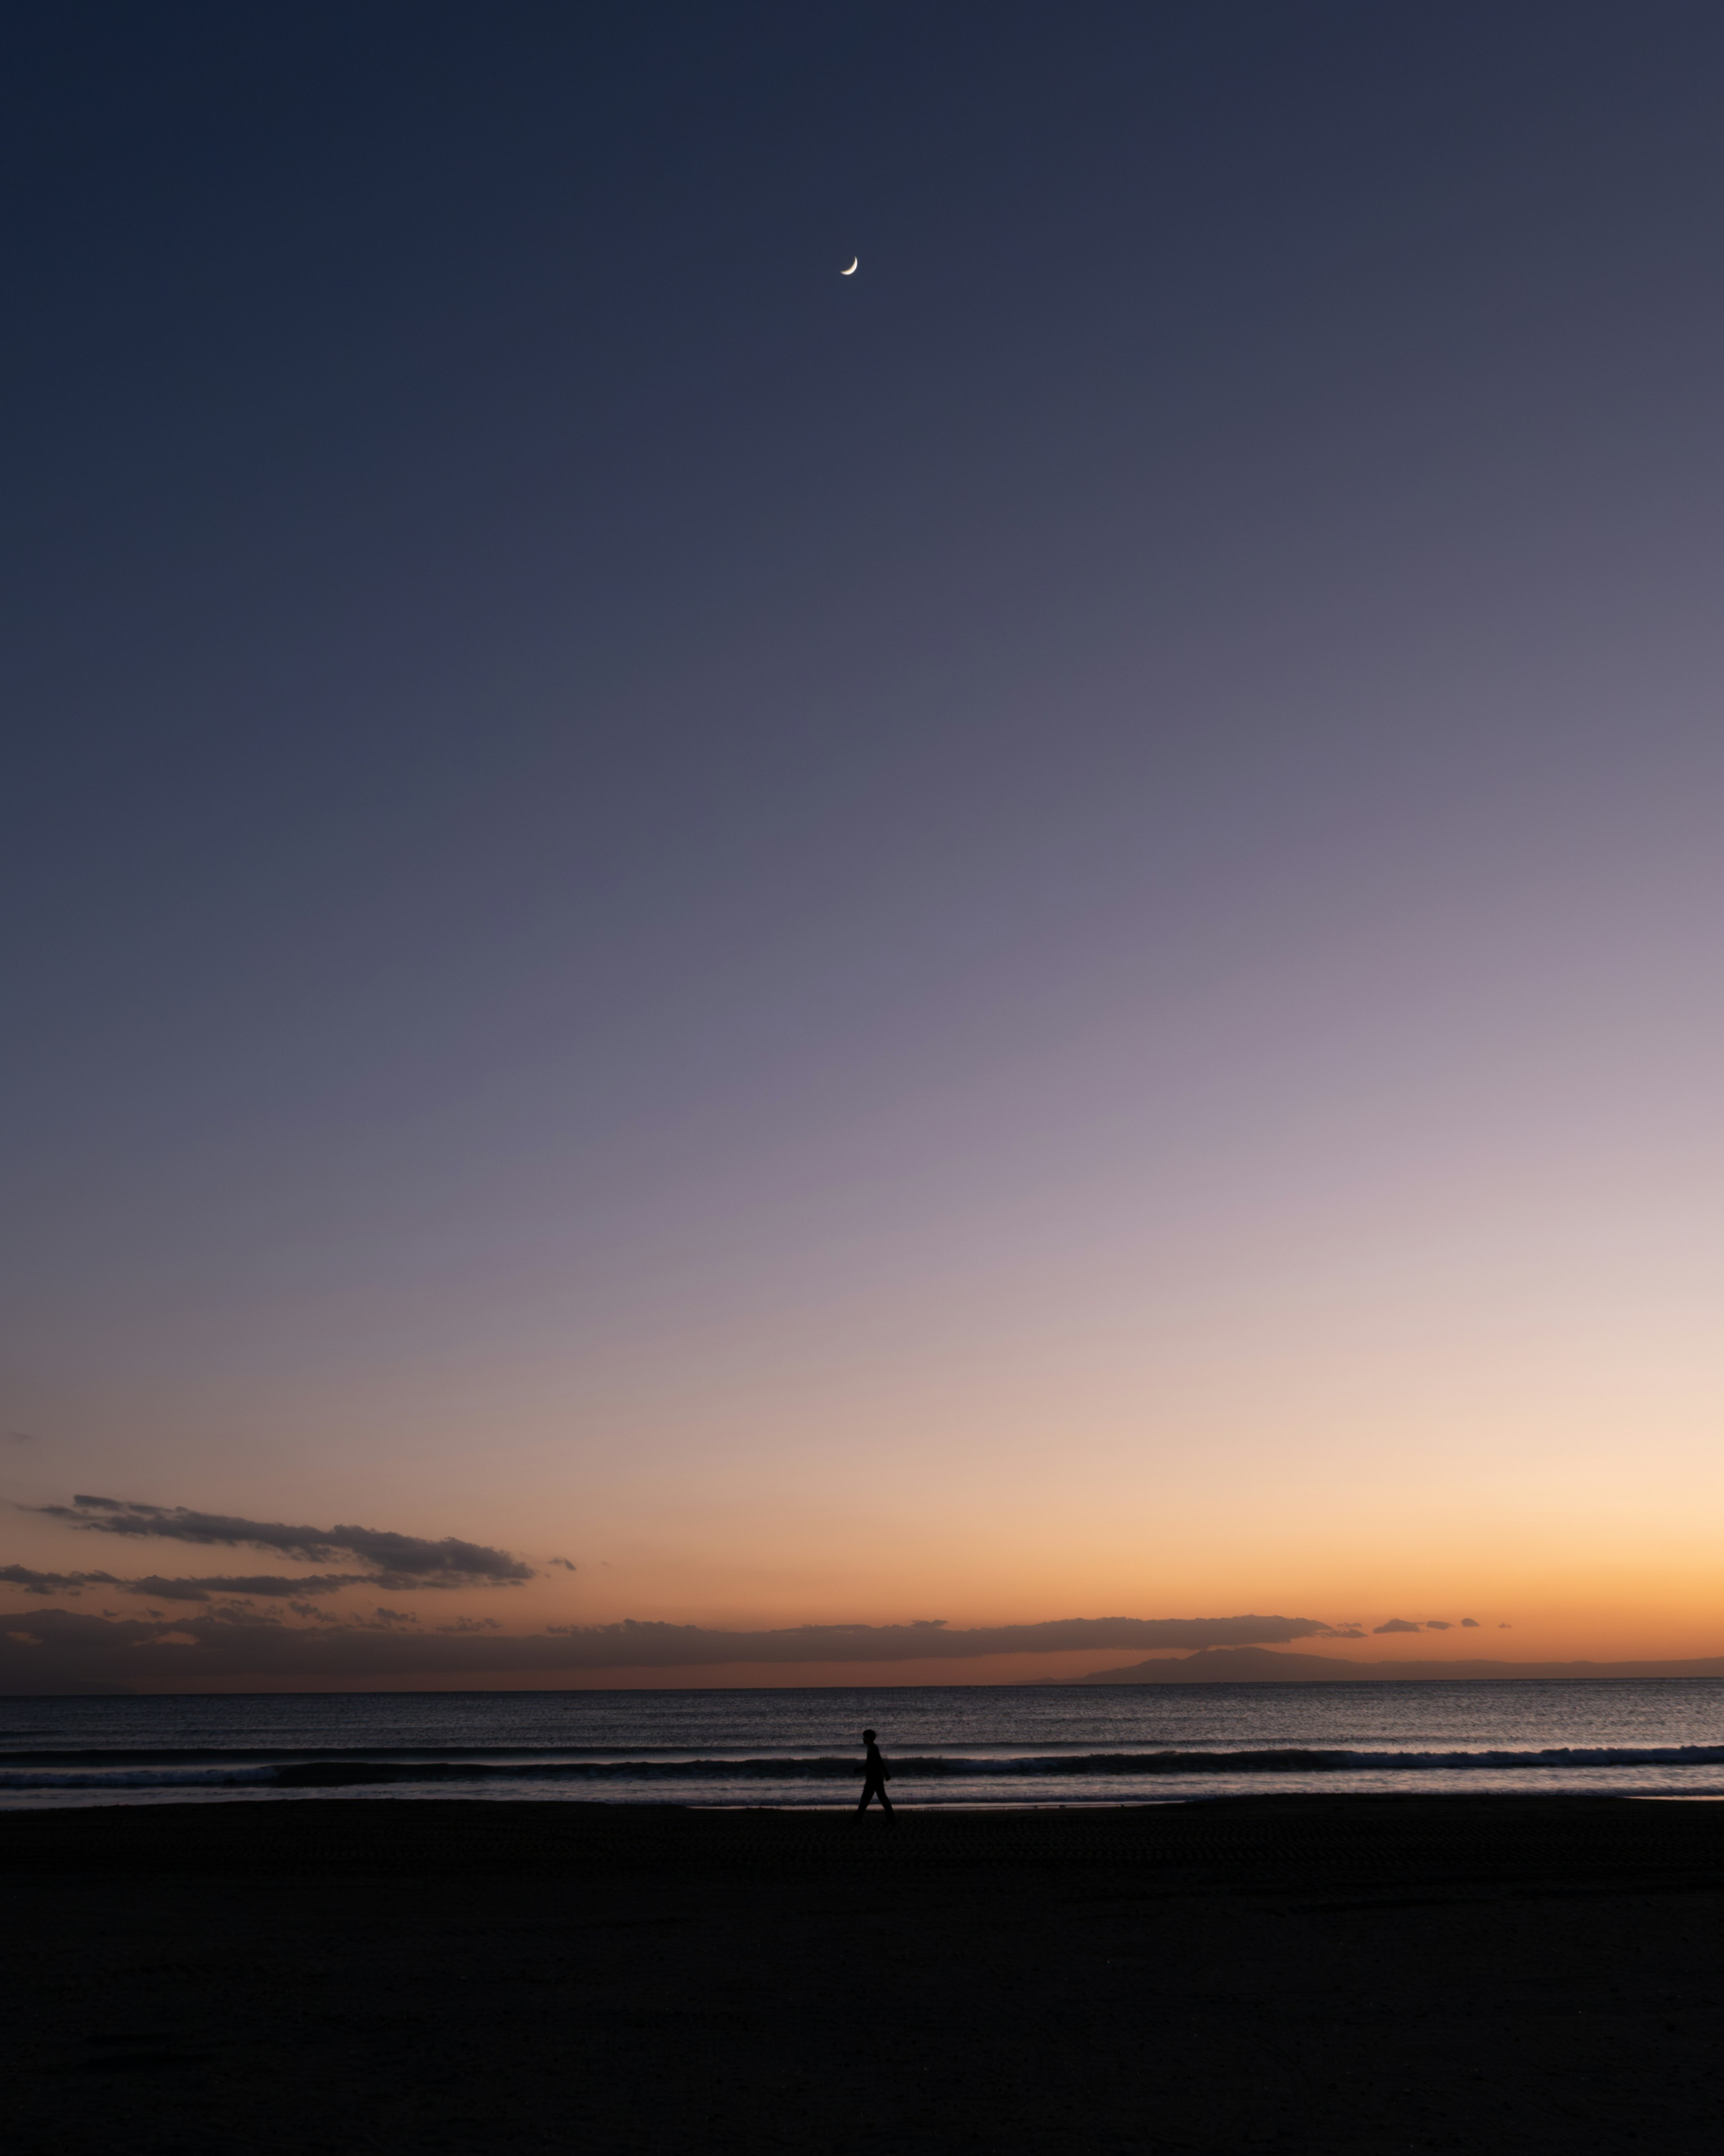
[862,1728,876,1743]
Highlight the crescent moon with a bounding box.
[841,257,858,275]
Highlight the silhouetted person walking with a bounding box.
[857,1727,894,1816]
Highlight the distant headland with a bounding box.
[1073,1646,1724,1684]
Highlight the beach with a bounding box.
[6,1794,1721,2153]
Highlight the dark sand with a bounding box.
[6,1794,1723,2154]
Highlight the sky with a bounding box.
[4,2,1722,1692]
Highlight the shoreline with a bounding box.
[13,1785,1724,1854]
[10,1777,1724,1811]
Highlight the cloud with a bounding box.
[1461,1618,1480,1627]
[30,1496,533,1588]
[0,1608,1339,1691]
[122,1573,375,1603]
[0,1563,121,1597]
[1424,1620,1451,1630]
[547,1557,576,1571]
[541,1614,1333,1665]
[6,1431,34,1446]
[1373,1618,1422,1634]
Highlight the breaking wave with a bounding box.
[6,1743,1724,1793]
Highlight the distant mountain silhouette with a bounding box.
[1073,1646,1724,1683]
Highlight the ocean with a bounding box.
[4,1678,1724,1808]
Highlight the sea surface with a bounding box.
[4,1680,1724,1809]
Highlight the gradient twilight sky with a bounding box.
[4,3,1723,1689]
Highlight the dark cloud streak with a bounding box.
[0,1563,121,1596]
[123,1573,374,1603]
[0,1608,1333,1691]
[31,1497,533,1587]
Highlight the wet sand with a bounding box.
[6,1794,1722,2153]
